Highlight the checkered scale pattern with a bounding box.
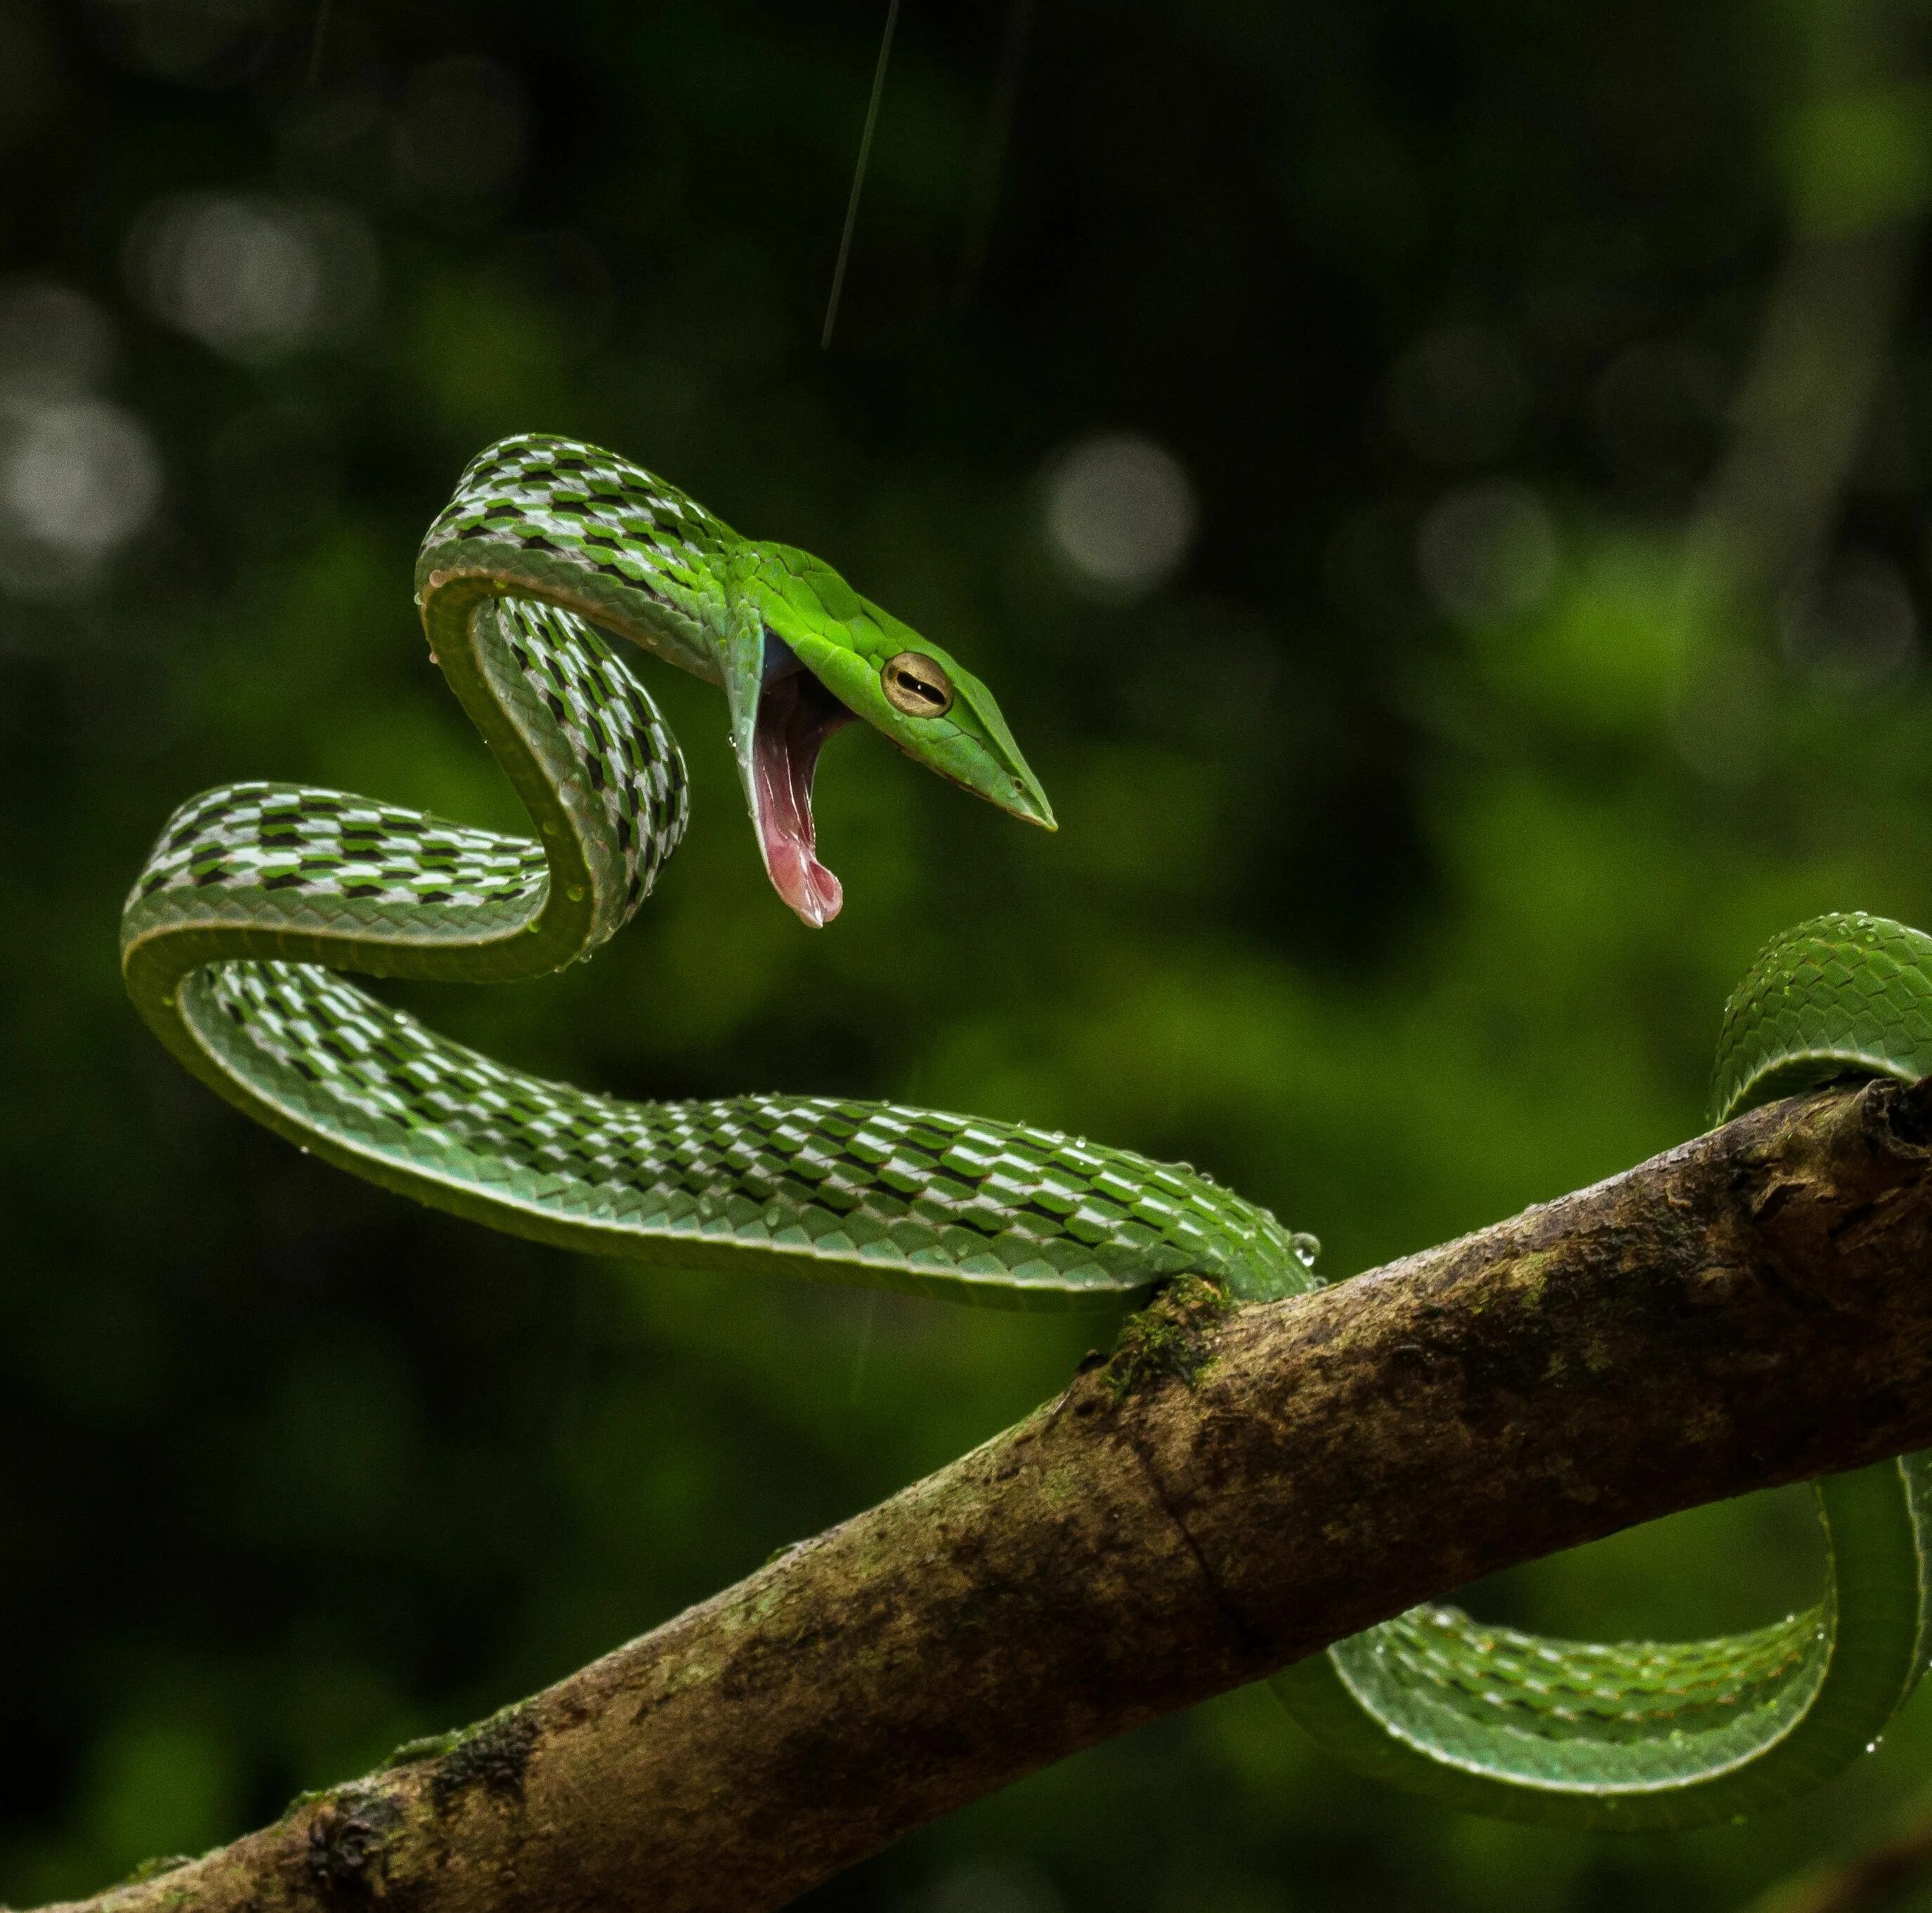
[132,432,1932,1819]
[420,431,733,613]
[1286,1445,1932,1826]
[188,956,1310,1300]
[1328,1604,1824,1771]
[127,600,683,946]
[124,433,1311,1306]
[1275,913,1932,1825]
[494,599,688,933]
[129,783,549,916]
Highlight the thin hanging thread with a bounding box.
[306,0,331,85]
[847,1290,882,1406]
[822,0,902,351]
[957,0,1038,306]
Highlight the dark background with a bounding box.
[5,1,1932,1907]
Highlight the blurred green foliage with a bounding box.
[6,1,1932,1909]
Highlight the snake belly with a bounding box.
[119,437,1310,1316]
[1277,911,1932,1827]
[119,436,1932,1827]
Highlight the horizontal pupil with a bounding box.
[885,653,951,712]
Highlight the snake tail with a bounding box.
[121,432,1932,1827]
[1275,911,1932,1826]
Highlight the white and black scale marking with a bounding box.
[129,783,547,912]
[200,959,1300,1285]
[129,607,684,932]
[141,426,1310,1292]
[424,433,728,602]
[497,600,688,922]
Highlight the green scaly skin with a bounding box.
[119,435,1932,1827]
[1276,912,1932,1827]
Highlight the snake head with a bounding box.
[724,542,1055,927]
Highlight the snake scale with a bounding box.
[120,434,1932,1827]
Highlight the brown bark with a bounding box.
[37,1078,1932,1913]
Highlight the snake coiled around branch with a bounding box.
[122,433,1932,1829]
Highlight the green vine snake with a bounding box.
[120,433,1932,1829]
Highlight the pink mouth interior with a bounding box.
[752,655,856,927]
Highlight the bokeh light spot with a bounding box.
[918,1857,1068,1913]
[394,56,528,204]
[90,0,282,89]
[1387,323,1529,465]
[1780,553,1918,692]
[1593,341,1727,490]
[1416,481,1558,627]
[0,398,160,589]
[1043,432,1197,599]
[126,193,380,363]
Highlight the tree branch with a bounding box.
[37,1078,1932,1913]
[1742,1777,1932,1913]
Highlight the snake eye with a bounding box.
[881,651,954,718]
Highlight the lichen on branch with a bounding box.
[34,1078,1932,1913]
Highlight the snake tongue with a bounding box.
[752,661,854,927]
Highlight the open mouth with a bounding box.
[752,639,857,927]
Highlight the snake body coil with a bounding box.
[122,436,1932,1827]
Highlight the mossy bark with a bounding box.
[34,1080,1932,1913]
